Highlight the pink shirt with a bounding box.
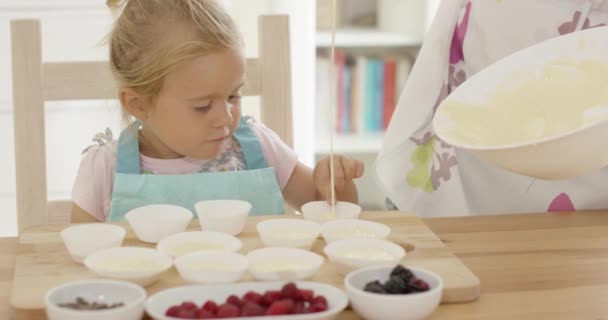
[72,121,298,221]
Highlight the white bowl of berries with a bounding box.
[344,265,443,320]
[145,282,348,320]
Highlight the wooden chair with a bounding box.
[11,15,293,233]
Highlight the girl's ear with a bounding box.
[119,88,148,121]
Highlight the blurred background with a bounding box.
[0,0,439,236]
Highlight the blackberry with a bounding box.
[409,278,431,292]
[390,265,414,283]
[384,276,408,294]
[363,280,386,294]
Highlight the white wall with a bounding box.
[225,0,316,166]
[268,0,316,166]
[0,0,315,236]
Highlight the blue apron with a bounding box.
[107,117,285,221]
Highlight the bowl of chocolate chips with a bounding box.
[45,279,146,320]
[344,265,443,320]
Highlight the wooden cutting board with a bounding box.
[10,211,480,318]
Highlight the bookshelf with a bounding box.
[313,0,428,156]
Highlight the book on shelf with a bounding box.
[315,51,413,135]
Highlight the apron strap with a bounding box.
[115,121,142,174]
[234,117,269,170]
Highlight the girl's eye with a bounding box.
[193,105,211,112]
[229,95,242,101]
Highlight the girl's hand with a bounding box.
[313,155,364,204]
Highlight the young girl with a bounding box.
[377,0,608,217]
[71,0,364,222]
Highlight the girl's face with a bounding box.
[140,48,245,159]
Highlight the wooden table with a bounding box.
[3,211,608,319]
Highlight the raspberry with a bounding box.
[195,308,216,319]
[216,303,240,318]
[297,289,314,302]
[385,276,408,294]
[310,296,328,312]
[293,301,310,314]
[243,291,263,304]
[240,301,266,316]
[266,299,295,315]
[363,280,386,294]
[202,301,218,313]
[166,305,181,317]
[181,301,198,310]
[226,295,242,307]
[409,278,431,292]
[390,265,414,283]
[280,282,299,299]
[261,290,282,306]
[311,296,327,307]
[176,308,197,319]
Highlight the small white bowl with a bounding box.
[61,224,126,263]
[247,247,324,281]
[125,204,193,243]
[345,265,443,320]
[257,219,321,250]
[321,219,391,243]
[324,239,405,275]
[84,247,173,287]
[145,281,348,320]
[174,251,248,284]
[156,231,242,258]
[45,279,146,320]
[301,201,361,223]
[195,200,251,236]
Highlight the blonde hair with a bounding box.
[105,0,242,123]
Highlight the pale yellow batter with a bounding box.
[438,59,608,147]
[168,241,226,257]
[96,256,165,272]
[330,227,378,240]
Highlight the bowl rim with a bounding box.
[344,265,444,300]
[45,279,146,316]
[124,204,193,220]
